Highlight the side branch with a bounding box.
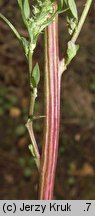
[26,121,40,170]
[71,0,93,43]
[59,0,93,74]
[26,53,40,171]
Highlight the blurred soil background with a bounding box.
[0,0,95,199]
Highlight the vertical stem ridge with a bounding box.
[39,5,61,199]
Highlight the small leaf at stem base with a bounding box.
[66,41,79,65]
[31,63,40,88]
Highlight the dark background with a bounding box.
[0,0,95,199]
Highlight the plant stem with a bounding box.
[39,3,60,199]
[28,51,37,118]
[71,0,93,43]
[28,51,33,82]
[26,51,40,170]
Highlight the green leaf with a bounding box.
[29,144,36,158]
[63,0,78,35]
[0,13,21,43]
[60,0,64,8]
[64,0,68,5]
[18,1,28,29]
[67,16,78,35]
[24,0,30,19]
[64,0,68,6]
[21,37,29,57]
[31,63,40,88]
[28,144,38,166]
[58,1,69,13]
[18,0,23,9]
[66,41,79,65]
[68,0,78,19]
[58,0,64,10]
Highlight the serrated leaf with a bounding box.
[67,41,79,64]
[68,0,78,19]
[31,63,40,88]
[24,0,30,19]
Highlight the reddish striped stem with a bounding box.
[39,4,61,199]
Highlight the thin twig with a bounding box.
[59,0,93,74]
[26,52,40,170]
[0,13,22,43]
[26,121,40,170]
[71,0,93,43]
